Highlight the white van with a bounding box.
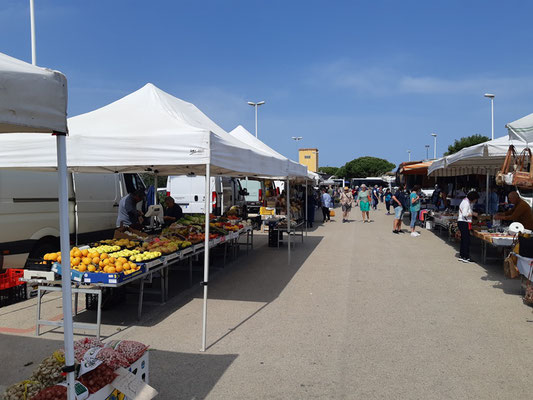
[240,179,265,215]
[0,171,145,269]
[166,175,246,215]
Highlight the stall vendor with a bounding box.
[494,191,533,230]
[116,189,145,228]
[163,196,183,226]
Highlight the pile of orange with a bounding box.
[43,247,140,274]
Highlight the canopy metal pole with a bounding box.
[55,133,76,400]
[287,178,291,265]
[30,0,36,66]
[201,159,211,351]
[305,180,308,237]
[485,172,489,214]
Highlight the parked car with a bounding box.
[166,175,247,216]
[0,171,145,269]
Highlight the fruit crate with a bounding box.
[0,283,27,307]
[83,265,146,285]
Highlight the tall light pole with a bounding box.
[247,100,265,138]
[425,144,430,160]
[30,0,36,65]
[292,136,302,160]
[407,150,411,161]
[484,93,495,140]
[431,133,437,159]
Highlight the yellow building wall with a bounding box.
[299,149,319,172]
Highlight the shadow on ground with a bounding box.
[423,220,523,297]
[0,333,237,400]
[69,233,323,333]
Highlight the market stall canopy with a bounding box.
[228,125,307,177]
[398,161,433,175]
[428,135,527,177]
[308,170,320,183]
[507,112,533,143]
[0,83,289,177]
[0,52,67,133]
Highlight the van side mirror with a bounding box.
[239,189,249,196]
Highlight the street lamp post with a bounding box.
[247,100,265,138]
[425,145,430,160]
[431,133,437,159]
[292,136,302,160]
[484,93,495,140]
[407,150,411,161]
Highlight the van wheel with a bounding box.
[26,238,59,266]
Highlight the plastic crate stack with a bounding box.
[0,269,26,307]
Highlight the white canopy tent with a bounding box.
[0,52,76,399]
[507,112,533,143]
[0,83,291,351]
[427,136,526,177]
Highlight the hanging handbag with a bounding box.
[512,147,533,189]
[496,145,516,186]
[523,261,533,306]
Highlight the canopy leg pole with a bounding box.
[287,178,291,265]
[201,163,211,352]
[55,133,76,400]
[305,180,308,237]
[485,173,489,214]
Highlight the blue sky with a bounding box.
[2,1,533,169]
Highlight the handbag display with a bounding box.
[496,145,516,186]
[512,148,533,189]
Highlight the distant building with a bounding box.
[299,148,319,172]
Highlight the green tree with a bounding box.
[318,166,339,176]
[444,134,490,156]
[337,156,395,178]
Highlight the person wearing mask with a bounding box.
[409,185,421,237]
[385,188,392,215]
[340,186,354,223]
[163,196,184,226]
[392,185,405,234]
[321,189,332,222]
[458,191,480,263]
[358,184,372,223]
[116,189,145,228]
[494,191,533,229]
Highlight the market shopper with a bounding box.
[116,189,145,228]
[321,189,332,222]
[409,185,421,237]
[385,189,392,215]
[392,185,406,234]
[163,196,184,226]
[458,191,480,263]
[371,186,379,210]
[494,191,533,230]
[358,184,372,222]
[340,186,354,223]
[307,189,317,228]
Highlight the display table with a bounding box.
[513,254,533,279]
[22,227,255,338]
[471,230,515,263]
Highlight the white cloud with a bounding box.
[308,61,533,97]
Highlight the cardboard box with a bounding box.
[113,227,150,240]
[52,263,84,282]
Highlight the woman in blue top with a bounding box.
[409,185,421,237]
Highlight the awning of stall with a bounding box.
[0,84,288,178]
[0,52,67,133]
[228,125,307,178]
[398,160,433,175]
[428,135,526,177]
[507,112,533,143]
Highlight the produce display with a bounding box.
[2,337,150,400]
